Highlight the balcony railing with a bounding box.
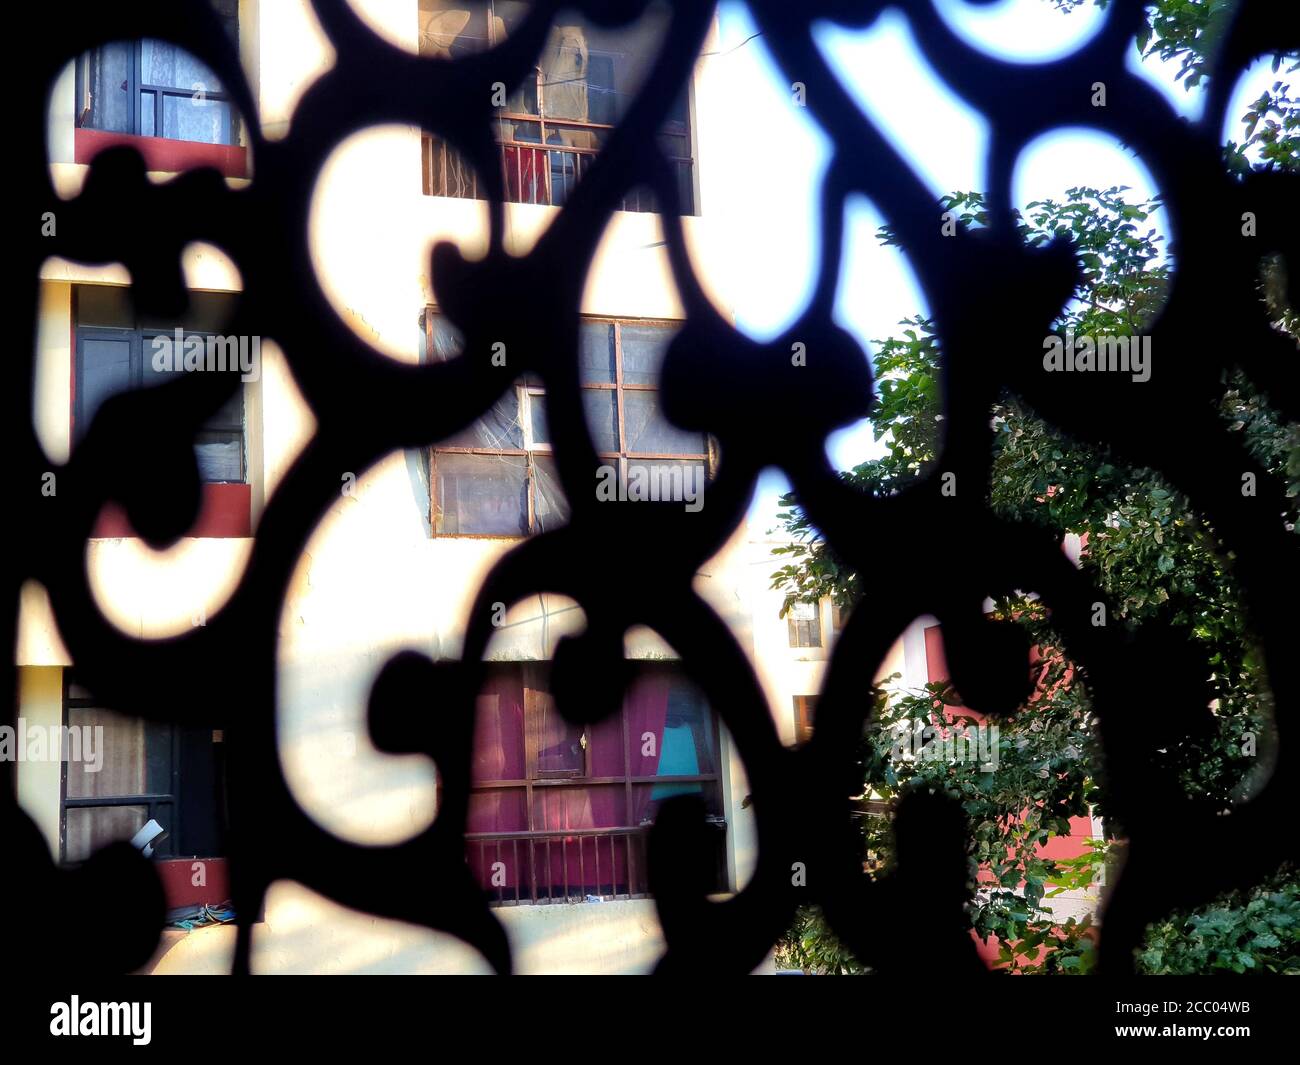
[467,826,651,904]
[422,118,695,214]
[467,819,726,905]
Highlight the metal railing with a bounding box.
[422,122,694,214]
[467,826,650,905]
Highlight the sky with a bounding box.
[704,0,1283,535]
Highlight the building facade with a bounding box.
[19,0,1097,973]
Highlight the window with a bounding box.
[787,600,822,649]
[75,4,240,148]
[61,679,226,863]
[426,312,710,536]
[418,1,694,213]
[74,285,247,484]
[467,663,726,902]
[793,695,815,744]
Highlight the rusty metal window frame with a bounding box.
[427,310,711,537]
[468,662,725,905]
[419,2,695,213]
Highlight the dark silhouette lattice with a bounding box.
[7,0,1299,974]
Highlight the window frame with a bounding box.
[426,311,713,538]
[418,1,696,213]
[74,39,238,146]
[468,662,726,902]
[59,676,181,865]
[787,600,823,649]
[792,694,816,745]
[59,676,229,866]
[73,298,248,485]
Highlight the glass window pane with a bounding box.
[533,696,584,776]
[578,321,615,382]
[467,789,527,833]
[140,39,224,96]
[429,313,464,363]
[139,291,239,334]
[77,285,135,328]
[530,785,627,831]
[623,391,705,454]
[532,455,570,532]
[436,453,528,535]
[66,707,150,799]
[421,3,491,60]
[206,386,244,430]
[442,391,523,449]
[195,430,244,482]
[788,600,817,621]
[582,389,619,452]
[620,323,675,385]
[586,52,618,125]
[79,338,133,433]
[619,460,705,506]
[140,91,156,136]
[85,43,134,133]
[161,94,230,144]
[528,393,550,446]
[65,805,151,863]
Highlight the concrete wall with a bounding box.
[150,879,775,974]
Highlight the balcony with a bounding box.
[421,119,694,214]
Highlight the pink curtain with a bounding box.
[625,674,671,825]
[467,671,677,898]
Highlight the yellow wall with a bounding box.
[16,667,64,858]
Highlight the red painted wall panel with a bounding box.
[92,482,251,539]
[74,128,248,179]
[154,857,230,910]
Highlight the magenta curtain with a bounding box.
[625,674,671,825]
[467,671,677,897]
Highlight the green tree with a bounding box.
[772,1,1299,973]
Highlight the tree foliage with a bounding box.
[773,0,1299,972]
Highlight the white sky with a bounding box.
[704,0,1283,535]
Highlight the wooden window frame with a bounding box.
[59,675,180,864]
[59,676,229,866]
[418,1,695,213]
[793,694,816,745]
[470,662,724,842]
[787,600,823,649]
[427,311,713,537]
